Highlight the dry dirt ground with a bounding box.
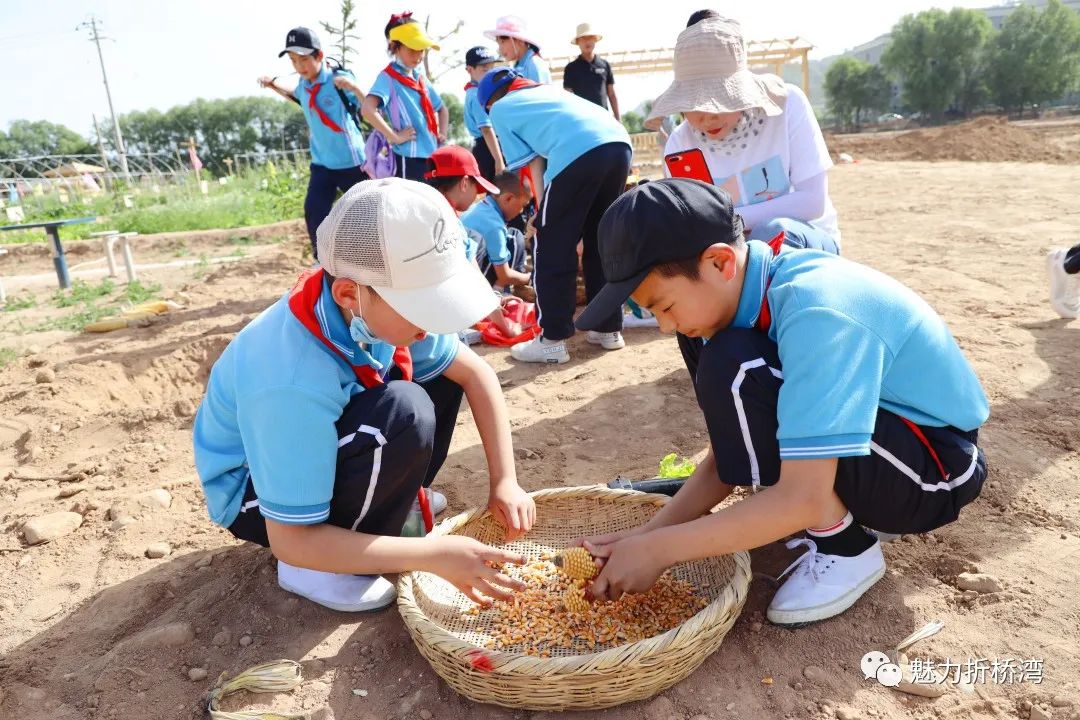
[1,160,1078,720]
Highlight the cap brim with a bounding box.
[472,175,500,195]
[400,37,440,51]
[575,268,651,331]
[279,46,316,57]
[374,263,497,335]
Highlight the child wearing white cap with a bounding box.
[193,178,535,612]
[485,15,552,84]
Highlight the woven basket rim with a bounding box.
[397,485,753,676]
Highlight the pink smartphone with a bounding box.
[664,149,712,184]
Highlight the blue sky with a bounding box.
[1,0,995,139]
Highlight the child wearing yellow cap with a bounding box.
[361,12,449,181]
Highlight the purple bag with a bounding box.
[363,81,403,179]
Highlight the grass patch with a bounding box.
[0,347,17,368]
[30,304,115,333]
[124,280,163,304]
[227,234,257,246]
[3,293,37,312]
[52,279,116,308]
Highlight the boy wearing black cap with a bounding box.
[577,178,990,627]
[463,46,505,182]
[259,27,369,257]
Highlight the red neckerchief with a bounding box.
[464,81,477,91]
[753,231,787,332]
[751,234,950,481]
[287,269,413,388]
[506,77,539,94]
[306,77,344,134]
[383,64,438,137]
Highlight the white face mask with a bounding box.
[348,284,384,369]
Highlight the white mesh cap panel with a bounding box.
[316,181,392,286]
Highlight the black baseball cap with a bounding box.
[576,178,744,330]
[279,27,321,57]
[465,46,498,67]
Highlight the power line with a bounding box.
[77,15,131,183]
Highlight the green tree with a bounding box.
[987,0,1080,117]
[621,111,646,134]
[320,0,360,68]
[440,92,470,145]
[0,120,94,157]
[883,8,992,122]
[825,58,893,131]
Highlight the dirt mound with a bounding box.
[828,116,1078,163]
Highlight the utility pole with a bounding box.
[78,15,132,184]
[91,113,113,191]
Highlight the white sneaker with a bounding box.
[622,313,659,329]
[277,560,396,612]
[586,330,626,350]
[413,488,448,515]
[1047,248,1080,319]
[766,538,886,627]
[510,335,569,364]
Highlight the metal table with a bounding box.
[0,216,98,289]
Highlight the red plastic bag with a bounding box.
[476,297,540,347]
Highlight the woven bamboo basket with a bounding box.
[397,486,752,710]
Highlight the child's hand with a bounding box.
[390,127,418,145]
[585,533,666,602]
[332,75,353,91]
[488,482,536,542]
[258,76,275,89]
[429,536,526,605]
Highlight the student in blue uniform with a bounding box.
[576,179,989,627]
[259,27,368,257]
[461,171,532,291]
[361,13,448,181]
[485,16,551,84]
[478,68,631,364]
[463,46,505,182]
[193,179,535,613]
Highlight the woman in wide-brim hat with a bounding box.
[656,14,841,251]
[484,15,551,84]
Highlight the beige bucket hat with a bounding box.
[648,16,788,120]
[572,23,602,43]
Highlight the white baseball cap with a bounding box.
[316,178,498,335]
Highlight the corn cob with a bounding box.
[552,546,597,581]
[564,582,589,613]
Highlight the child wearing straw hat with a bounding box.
[576,179,989,627]
[193,179,535,612]
[477,67,632,364]
[563,23,620,120]
[655,16,841,253]
[361,12,449,181]
[485,16,552,84]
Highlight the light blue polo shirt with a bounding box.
[368,61,445,159]
[463,82,491,141]
[515,48,552,84]
[192,276,459,528]
[729,240,989,460]
[461,196,512,266]
[488,85,630,184]
[294,65,366,170]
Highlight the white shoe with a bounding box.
[622,313,659,329]
[413,488,448,515]
[277,560,396,612]
[1047,248,1080,319]
[510,335,569,364]
[766,538,886,627]
[586,330,626,350]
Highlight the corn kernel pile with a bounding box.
[469,549,709,657]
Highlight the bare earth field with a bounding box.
[1,160,1078,720]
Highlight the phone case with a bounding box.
[664,150,712,184]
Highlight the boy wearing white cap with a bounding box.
[563,23,620,120]
[193,179,535,612]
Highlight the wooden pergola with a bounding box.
[548,37,814,97]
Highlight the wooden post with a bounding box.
[188,137,201,183]
[224,157,234,177]
[801,49,811,99]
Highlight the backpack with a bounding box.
[363,79,403,179]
